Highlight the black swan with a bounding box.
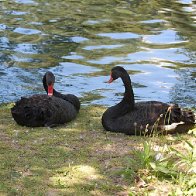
[11,71,80,127]
[102,66,195,135]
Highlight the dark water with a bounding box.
[0,0,195,107]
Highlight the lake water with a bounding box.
[0,0,195,107]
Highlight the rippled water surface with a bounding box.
[0,0,195,107]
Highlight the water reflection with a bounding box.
[13,27,41,35]
[14,0,37,5]
[97,32,140,39]
[0,0,195,108]
[143,29,188,44]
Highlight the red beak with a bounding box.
[107,72,114,83]
[48,85,53,96]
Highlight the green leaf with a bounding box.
[149,162,156,170]
[155,165,171,174]
[184,140,194,149]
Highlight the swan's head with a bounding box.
[44,71,55,96]
[107,66,127,83]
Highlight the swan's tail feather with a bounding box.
[181,110,195,124]
[168,104,195,125]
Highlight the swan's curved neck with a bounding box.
[103,72,135,121]
[121,73,135,109]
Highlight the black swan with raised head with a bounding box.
[102,66,195,135]
[11,71,80,127]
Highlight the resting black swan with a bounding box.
[11,71,80,127]
[102,66,195,135]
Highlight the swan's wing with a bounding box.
[11,95,77,127]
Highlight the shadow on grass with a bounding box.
[0,103,195,195]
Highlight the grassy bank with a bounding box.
[0,103,195,195]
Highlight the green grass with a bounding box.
[0,103,195,195]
